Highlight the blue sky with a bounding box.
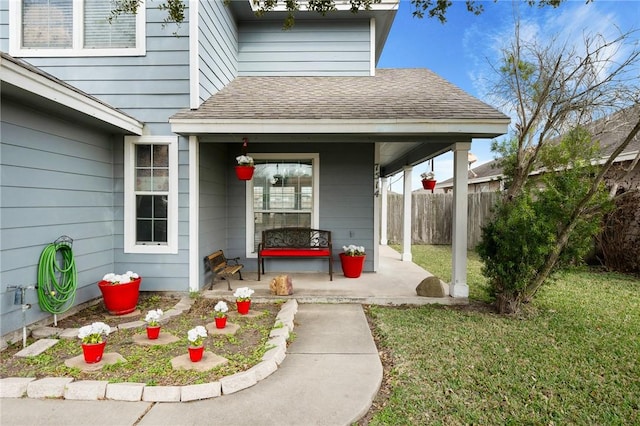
[377,0,640,191]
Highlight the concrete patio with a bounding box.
[205,245,467,306]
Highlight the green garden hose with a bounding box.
[37,242,77,314]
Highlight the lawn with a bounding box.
[367,245,639,425]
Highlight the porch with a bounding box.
[204,245,467,305]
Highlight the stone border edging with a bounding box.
[0,298,298,402]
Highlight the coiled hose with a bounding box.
[37,242,77,314]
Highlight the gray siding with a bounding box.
[238,20,371,76]
[226,142,375,273]
[13,5,191,134]
[0,2,7,51]
[198,0,238,103]
[4,4,195,294]
[1,100,117,335]
[198,143,229,288]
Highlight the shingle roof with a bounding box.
[171,68,509,121]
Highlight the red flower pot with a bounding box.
[98,277,141,315]
[189,346,204,362]
[82,341,106,364]
[215,316,227,329]
[236,300,251,315]
[339,253,366,278]
[422,179,436,190]
[146,326,161,339]
[235,165,255,180]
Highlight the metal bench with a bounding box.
[258,227,333,281]
[205,250,244,291]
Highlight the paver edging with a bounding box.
[0,297,297,402]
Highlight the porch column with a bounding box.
[450,142,471,298]
[401,166,412,262]
[188,135,200,292]
[380,177,388,245]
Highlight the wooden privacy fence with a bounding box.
[386,192,501,247]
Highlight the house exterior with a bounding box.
[438,106,640,193]
[1,0,509,337]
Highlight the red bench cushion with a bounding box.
[260,248,331,257]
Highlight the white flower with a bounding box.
[233,287,254,301]
[343,244,365,256]
[145,309,163,326]
[236,155,254,165]
[78,321,111,344]
[187,325,207,346]
[421,171,435,180]
[102,271,140,284]
[214,301,228,317]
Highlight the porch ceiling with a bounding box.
[170,68,510,176]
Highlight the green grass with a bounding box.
[370,245,640,425]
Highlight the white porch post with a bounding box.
[188,136,200,292]
[401,166,412,262]
[450,142,471,297]
[380,177,388,245]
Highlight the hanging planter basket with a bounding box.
[422,179,437,190]
[235,165,255,181]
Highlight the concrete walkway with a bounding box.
[0,304,382,426]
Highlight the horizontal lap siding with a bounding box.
[198,0,238,102]
[1,100,116,335]
[13,5,193,293]
[198,143,229,288]
[238,20,371,76]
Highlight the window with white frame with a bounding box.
[247,154,320,257]
[10,0,145,57]
[124,136,178,254]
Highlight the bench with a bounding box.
[258,227,333,281]
[205,250,244,291]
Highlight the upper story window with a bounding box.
[10,0,146,57]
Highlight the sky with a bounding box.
[377,0,640,191]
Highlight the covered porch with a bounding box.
[205,244,466,305]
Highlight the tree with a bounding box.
[477,21,640,314]
[111,0,574,29]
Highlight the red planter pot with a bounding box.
[189,346,204,362]
[82,341,106,364]
[146,326,161,339]
[98,277,141,315]
[235,165,255,180]
[339,253,366,278]
[215,316,227,329]
[236,300,251,315]
[422,179,437,190]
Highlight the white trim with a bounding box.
[401,166,412,262]
[189,0,200,109]
[248,0,398,13]
[245,153,320,258]
[450,142,471,298]
[369,18,376,76]
[170,118,511,137]
[9,0,146,57]
[188,136,200,292]
[1,55,144,135]
[124,135,179,254]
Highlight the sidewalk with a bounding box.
[0,304,382,426]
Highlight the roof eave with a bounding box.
[169,118,510,138]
